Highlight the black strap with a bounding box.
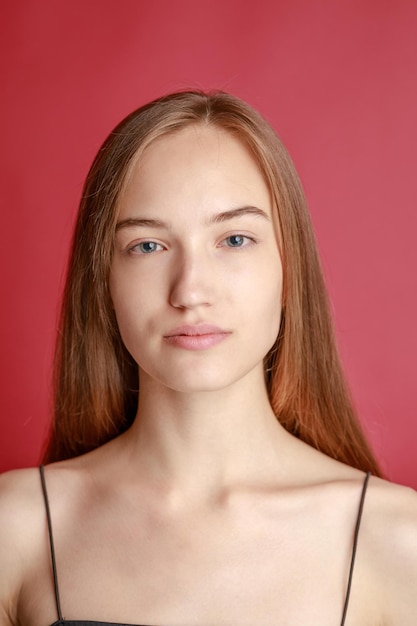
[38,464,370,625]
[40,464,64,622]
[340,471,371,626]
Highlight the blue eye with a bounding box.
[132,241,162,254]
[225,235,247,247]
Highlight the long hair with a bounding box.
[43,90,382,476]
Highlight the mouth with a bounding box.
[164,324,231,350]
[164,323,228,337]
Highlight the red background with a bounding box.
[1,1,416,488]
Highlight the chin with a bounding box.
[147,361,264,395]
[160,374,234,394]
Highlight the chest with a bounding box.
[21,498,374,626]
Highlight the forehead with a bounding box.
[117,124,272,218]
[137,123,261,172]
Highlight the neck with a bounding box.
[119,366,294,502]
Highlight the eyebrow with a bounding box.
[115,206,270,232]
[115,217,167,232]
[209,206,270,224]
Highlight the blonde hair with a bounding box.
[44,90,381,476]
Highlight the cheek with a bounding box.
[110,300,149,367]
[251,258,282,310]
[109,264,166,366]
[265,283,283,339]
[258,263,283,339]
[237,261,282,350]
[109,270,143,349]
[109,272,126,328]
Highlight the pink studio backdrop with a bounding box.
[1,1,416,488]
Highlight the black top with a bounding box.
[40,465,371,626]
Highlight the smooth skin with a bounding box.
[1,126,417,626]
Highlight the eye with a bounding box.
[223,234,253,248]
[130,241,164,254]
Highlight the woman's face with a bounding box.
[109,124,282,394]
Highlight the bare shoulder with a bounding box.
[361,476,417,624]
[364,475,417,554]
[0,467,45,531]
[0,466,45,552]
[0,467,46,625]
[0,460,96,626]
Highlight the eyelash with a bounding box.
[126,233,257,255]
[220,234,257,248]
[128,241,164,254]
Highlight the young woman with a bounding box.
[0,91,416,626]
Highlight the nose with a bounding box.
[169,248,214,310]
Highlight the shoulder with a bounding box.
[364,476,417,557]
[0,466,45,530]
[365,476,417,561]
[0,460,98,626]
[0,466,45,556]
[0,467,46,625]
[360,476,417,624]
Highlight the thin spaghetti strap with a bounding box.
[340,471,371,626]
[39,464,64,622]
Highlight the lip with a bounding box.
[163,324,231,350]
